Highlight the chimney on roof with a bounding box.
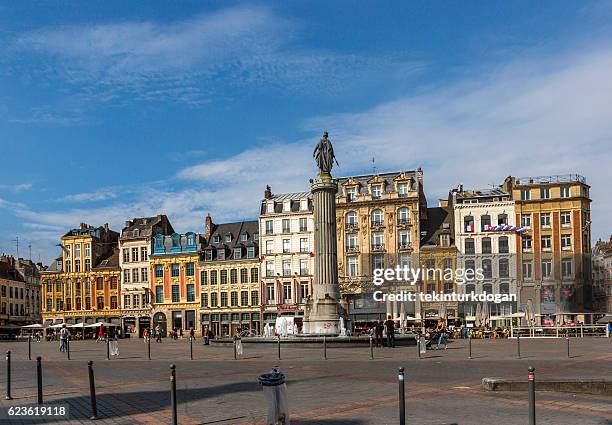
[264,185,272,200]
[104,223,109,232]
[204,213,213,239]
[125,220,132,229]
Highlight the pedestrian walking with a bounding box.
[155,324,162,343]
[189,327,194,341]
[97,325,104,342]
[375,320,384,347]
[142,328,148,343]
[59,324,69,352]
[384,316,396,348]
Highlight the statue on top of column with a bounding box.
[313,131,339,175]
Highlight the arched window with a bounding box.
[346,211,357,226]
[483,283,493,294]
[482,237,492,254]
[397,207,410,225]
[465,284,476,294]
[465,260,476,280]
[499,258,509,278]
[499,282,510,294]
[371,209,384,226]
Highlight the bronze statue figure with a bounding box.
[313,131,339,174]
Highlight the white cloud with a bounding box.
[0,183,32,192]
[12,6,413,105]
[61,188,118,202]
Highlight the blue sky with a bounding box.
[1,1,612,262]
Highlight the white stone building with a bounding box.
[259,186,314,332]
[452,187,518,321]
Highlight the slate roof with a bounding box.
[260,191,313,214]
[455,188,509,201]
[0,257,24,282]
[420,207,454,248]
[120,215,174,240]
[335,171,418,195]
[93,249,120,270]
[204,220,259,249]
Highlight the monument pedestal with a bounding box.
[303,295,341,336]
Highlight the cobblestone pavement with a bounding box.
[0,337,610,424]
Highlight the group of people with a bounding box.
[369,316,399,348]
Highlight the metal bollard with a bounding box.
[323,336,327,360]
[170,364,178,425]
[36,357,43,404]
[566,336,570,358]
[5,351,11,400]
[517,333,521,359]
[468,334,472,360]
[528,366,536,425]
[88,361,98,420]
[417,335,421,360]
[106,336,110,360]
[190,336,193,361]
[398,367,406,425]
[277,335,281,360]
[369,336,374,360]
[67,338,71,360]
[148,334,151,360]
[28,335,32,360]
[234,339,237,360]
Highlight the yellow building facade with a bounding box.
[41,223,121,326]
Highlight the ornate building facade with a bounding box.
[41,223,121,326]
[259,187,314,333]
[0,255,42,328]
[199,214,260,337]
[504,175,592,325]
[335,171,426,324]
[149,232,201,336]
[119,215,174,337]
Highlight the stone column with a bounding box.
[302,173,342,335]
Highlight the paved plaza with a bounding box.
[0,337,610,424]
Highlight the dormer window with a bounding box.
[300,199,308,211]
[185,232,196,251]
[266,201,274,213]
[398,183,408,197]
[233,248,242,260]
[212,235,220,243]
[154,235,165,253]
[217,248,226,261]
[253,233,259,241]
[283,200,291,212]
[372,185,382,199]
[225,234,232,243]
[346,187,356,202]
[241,232,248,241]
[204,249,213,262]
[170,234,181,252]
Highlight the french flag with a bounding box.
[465,224,474,232]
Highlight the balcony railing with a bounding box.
[398,243,411,250]
[371,220,384,227]
[516,174,586,185]
[371,243,385,252]
[397,218,411,225]
[346,245,359,253]
[345,223,359,230]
